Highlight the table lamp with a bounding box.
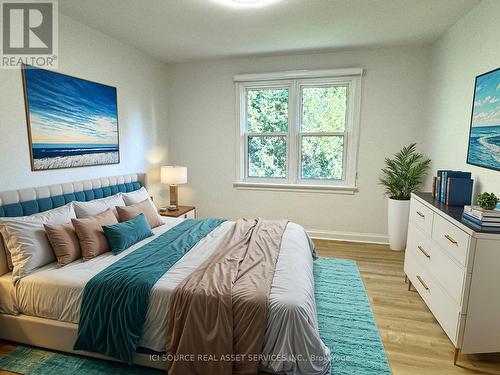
[161,166,187,211]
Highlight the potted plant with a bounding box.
[477,192,499,210]
[379,143,431,251]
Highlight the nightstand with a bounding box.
[158,206,196,219]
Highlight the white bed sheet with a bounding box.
[0,272,16,315]
[10,217,330,375]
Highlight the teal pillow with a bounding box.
[102,213,154,254]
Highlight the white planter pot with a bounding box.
[387,198,410,251]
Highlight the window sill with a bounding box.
[233,182,358,194]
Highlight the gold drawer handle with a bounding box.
[416,211,425,218]
[416,275,429,290]
[444,234,458,246]
[418,245,430,258]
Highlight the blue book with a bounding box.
[440,171,449,202]
[441,171,472,202]
[435,170,445,200]
[462,215,500,232]
[462,212,500,226]
[446,178,473,206]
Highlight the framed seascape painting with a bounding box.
[467,67,500,172]
[22,65,120,171]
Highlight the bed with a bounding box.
[0,174,330,375]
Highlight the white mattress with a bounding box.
[5,217,330,375]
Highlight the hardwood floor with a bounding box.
[0,341,16,375]
[1,240,500,374]
[314,239,500,375]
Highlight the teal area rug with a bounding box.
[0,258,390,375]
[315,257,391,374]
[0,345,162,374]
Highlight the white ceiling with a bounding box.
[59,0,479,63]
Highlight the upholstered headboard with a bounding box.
[0,173,147,275]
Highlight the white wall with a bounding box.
[165,46,430,242]
[0,14,168,192]
[5,4,494,242]
[425,0,500,195]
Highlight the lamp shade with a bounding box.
[161,166,187,185]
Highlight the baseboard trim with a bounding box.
[307,229,389,245]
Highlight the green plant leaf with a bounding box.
[477,192,499,210]
[379,143,431,200]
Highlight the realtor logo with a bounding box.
[1,0,58,69]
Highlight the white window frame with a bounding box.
[241,80,292,184]
[234,68,362,193]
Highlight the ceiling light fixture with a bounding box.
[211,0,282,9]
[233,0,266,3]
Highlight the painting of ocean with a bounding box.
[22,65,119,171]
[467,68,500,171]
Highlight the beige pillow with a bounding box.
[44,223,81,268]
[116,199,164,228]
[72,209,118,260]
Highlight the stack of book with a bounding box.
[462,206,500,232]
[432,170,473,206]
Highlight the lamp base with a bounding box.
[169,184,178,209]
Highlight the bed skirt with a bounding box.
[0,313,165,370]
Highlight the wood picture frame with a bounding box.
[22,64,120,171]
[466,67,500,172]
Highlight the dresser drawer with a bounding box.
[405,251,461,345]
[409,198,433,236]
[407,224,467,308]
[432,214,470,267]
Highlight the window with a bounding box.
[235,69,362,191]
[247,87,288,178]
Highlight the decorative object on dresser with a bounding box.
[160,166,187,211]
[476,192,499,210]
[379,143,431,250]
[22,65,120,171]
[462,201,500,232]
[158,206,196,219]
[432,170,473,206]
[405,192,500,365]
[466,67,500,172]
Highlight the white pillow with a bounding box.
[73,194,125,218]
[122,187,150,205]
[0,203,77,272]
[0,203,76,282]
[121,187,162,222]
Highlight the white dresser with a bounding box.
[404,192,500,363]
